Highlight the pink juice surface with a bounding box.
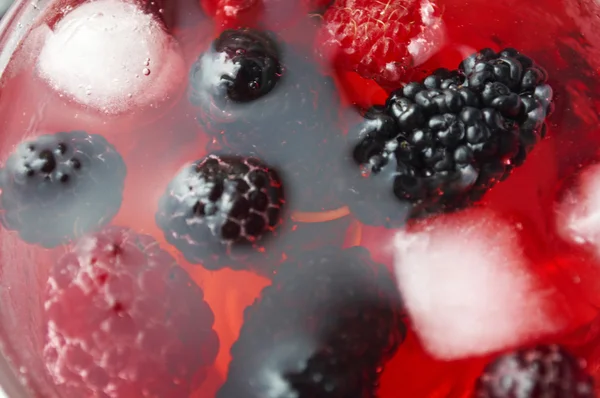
[0,0,599,397]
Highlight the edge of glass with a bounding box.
[0,0,48,396]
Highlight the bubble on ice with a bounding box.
[392,209,564,360]
[37,0,185,114]
[556,163,600,255]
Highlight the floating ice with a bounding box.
[407,0,447,66]
[392,209,564,360]
[556,163,600,255]
[37,0,185,114]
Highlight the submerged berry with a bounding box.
[44,226,219,398]
[218,246,405,398]
[345,48,553,226]
[0,131,126,247]
[189,28,282,106]
[315,0,436,87]
[474,345,595,398]
[155,154,285,272]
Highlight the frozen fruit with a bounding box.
[314,0,426,87]
[155,154,285,272]
[193,38,343,211]
[345,49,553,226]
[474,345,595,398]
[0,131,126,247]
[189,28,282,107]
[217,246,405,398]
[44,226,219,398]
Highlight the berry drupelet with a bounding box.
[474,345,595,398]
[155,154,285,273]
[44,226,219,398]
[217,246,405,398]
[346,48,554,226]
[190,27,344,212]
[0,131,126,247]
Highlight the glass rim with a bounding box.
[0,0,52,395]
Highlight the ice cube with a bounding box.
[392,209,565,360]
[556,163,600,254]
[407,0,446,66]
[37,0,185,114]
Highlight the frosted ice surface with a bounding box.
[37,0,185,114]
[392,209,564,360]
[556,163,600,255]
[407,0,446,66]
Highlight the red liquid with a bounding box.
[0,0,600,396]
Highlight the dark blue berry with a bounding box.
[0,131,126,248]
[155,154,285,273]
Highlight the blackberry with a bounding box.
[217,246,405,398]
[346,48,553,226]
[0,131,126,248]
[193,35,343,211]
[155,154,285,273]
[189,28,282,107]
[474,345,595,398]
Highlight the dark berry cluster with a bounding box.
[474,345,594,398]
[346,48,554,226]
[189,28,343,212]
[217,246,405,398]
[155,154,285,272]
[0,131,126,247]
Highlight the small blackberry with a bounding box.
[217,246,405,398]
[189,28,282,107]
[474,345,595,398]
[155,154,285,273]
[346,48,553,226]
[0,131,126,247]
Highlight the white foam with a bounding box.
[556,164,600,255]
[37,0,185,114]
[392,209,564,360]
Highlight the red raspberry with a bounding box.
[200,0,329,29]
[43,226,219,398]
[315,0,438,87]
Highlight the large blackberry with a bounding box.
[44,226,219,397]
[346,48,554,226]
[191,29,343,211]
[155,154,285,273]
[0,131,126,247]
[217,246,405,398]
[474,345,595,398]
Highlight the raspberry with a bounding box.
[0,131,126,248]
[44,226,219,398]
[191,30,343,211]
[217,246,405,398]
[200,0,326,29]
[344,49,553,226]
[315,0,426,87]
[155,154,285,272]
[474,345,595,398]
